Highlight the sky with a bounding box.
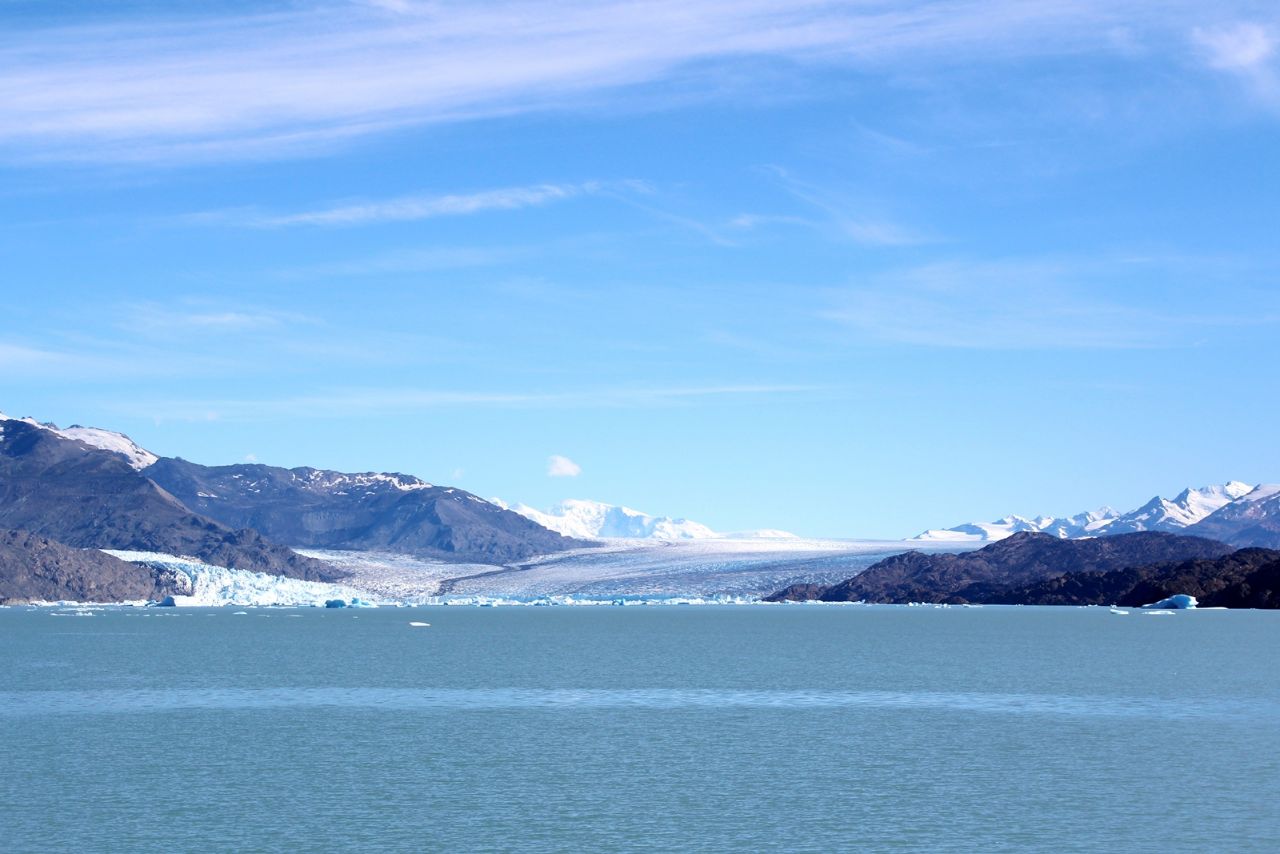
[2,0,1279,538]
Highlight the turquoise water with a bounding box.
[2,606,1277,852]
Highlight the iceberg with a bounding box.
[1142,594,1197,610]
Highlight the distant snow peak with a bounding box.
[0,412,158,470]
[499,498,793,541]
[912,481,1259,542]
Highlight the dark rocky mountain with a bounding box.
[145,457,586,562]
[766,531,1233,604]
[1188,487,1280,549]
[990,548,1280,608]
[0,528,179,603]
[0,419,340,581]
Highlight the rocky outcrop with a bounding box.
[0,529,178,603]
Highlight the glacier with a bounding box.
[103,551,373,607]
[299,537,926,602]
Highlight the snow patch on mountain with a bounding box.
[494,498,794,540]
[288,467,433,493]
[0,412,158,470]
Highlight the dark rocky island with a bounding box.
[991,548,1280,608]
[766,531,1237,605]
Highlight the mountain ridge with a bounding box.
[146,457,586,562]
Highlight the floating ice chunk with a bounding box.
[408,621,430,627]
[1109,607,1130,615]
[1142,594,1197,610]
[324,599,347,609]
[1144,610,1176,616]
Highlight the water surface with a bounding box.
[2,606,1276,851]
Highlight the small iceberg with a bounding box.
[408,621,430,627]
[324,599,347,609]
[1109,607,1129,615]
[1142,594,1197,610]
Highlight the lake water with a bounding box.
[2,606,1277,852]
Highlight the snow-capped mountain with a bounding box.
[496,498,796,541]
[1189,483,1280,549]
[0,412,158,470]
[1102,481,1255,534]
[912,482,1257,543]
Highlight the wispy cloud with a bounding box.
[547,455,582,477]
[271,246,525,279]
[762,167,931,246]
[1194,22,1278,103]
[122,303,313,334]
[0,0,1235,163]
[232,182,599,228]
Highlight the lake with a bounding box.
[2,605,1277,852]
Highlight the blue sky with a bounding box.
[2,0,1278,537]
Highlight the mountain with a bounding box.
[766,531,1232,604]
[0,528,177,604]
[0,416,339,581]
[1188,484,1280,549]
[990,547,1280,608]
[496,498,797,540]
[912,482,1255,543]
[145,458,584,562]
